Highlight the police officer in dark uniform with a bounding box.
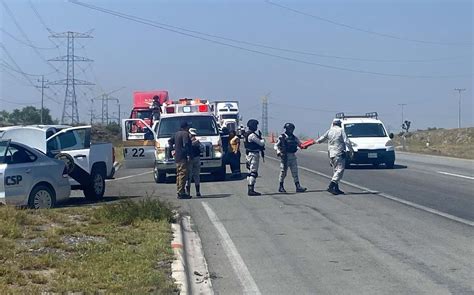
[274,123,307,193]
[244,119,265,196]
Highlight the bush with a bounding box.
[94,199,175,225]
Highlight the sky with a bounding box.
[1,0,472,136]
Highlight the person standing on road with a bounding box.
[315,119,354,195]
[229,130,242,178]
[244,119,265,196]
[274,123,307,193]
[168,121,192,199]
[186,128,203,197]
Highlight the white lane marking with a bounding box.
[267,156,474,227]
[202,202,261,295]
[106,171,153,182]
[437,171,474,180]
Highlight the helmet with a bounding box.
[247,119,259,131]
[332,119,342,126]
[284,123,295,131]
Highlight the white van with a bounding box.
[336,112,395,168]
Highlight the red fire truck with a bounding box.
[129,90,169,131]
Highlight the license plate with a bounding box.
[368,153,378,158]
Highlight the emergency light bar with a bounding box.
[335,112,378,119]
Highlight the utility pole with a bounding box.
[398,103,407,130]
[454,88,466,128]
[261,92,270,136]
[48,31,94,125]
[35,75,49,124]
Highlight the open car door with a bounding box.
[121,119,157,169]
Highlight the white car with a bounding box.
[0,125,114,200]
[336,112,395,168]
[0,140,71,209]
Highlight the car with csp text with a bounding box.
[0,125,114,200]
[0,140,71,209]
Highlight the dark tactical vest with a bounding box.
[281,133,298,153]
[244,131,264,152]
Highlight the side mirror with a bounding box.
[389,133,394,139]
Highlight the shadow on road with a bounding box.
[193,194,232,199]
[347,164,407,170]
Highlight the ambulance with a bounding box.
[121,98,225,182]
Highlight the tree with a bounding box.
[1,106,55,125]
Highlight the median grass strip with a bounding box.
[0,199,178,294]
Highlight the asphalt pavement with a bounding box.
[105,147,474,295]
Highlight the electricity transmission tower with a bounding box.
[261,92,270,136]
[48,31,94,125]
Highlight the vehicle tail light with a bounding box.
[112,147,116,163]
[199,105,208,112]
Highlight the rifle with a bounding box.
[257,130,265,162]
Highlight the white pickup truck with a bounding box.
[0,125,114,200]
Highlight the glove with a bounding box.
[348,151,354,159]
[277,152,282,157]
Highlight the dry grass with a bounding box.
[0,199,177,294]
[394,127,474,159]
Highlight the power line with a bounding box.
[69,0,470,79]
[2,0,63,75]
[265,0,472,47]
[1,44,61,104]
[65,1,462,63]
[0,98,41,106]
[1,28,57,50]
[1,60,57,77]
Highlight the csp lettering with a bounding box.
[6,175,23,186]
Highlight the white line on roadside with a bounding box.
[106,171,153,182]
[437,171,474,180]
[201,202,261,295]
[267,156,474,227]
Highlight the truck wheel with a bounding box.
[84,169,105,201]
[213,166,226,181]
[154,168,166,183]
[28,184,56,209]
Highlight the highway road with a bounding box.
[106,146,474,294]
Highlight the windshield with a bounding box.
[222,114,238,120]
[158,116,219,138]
[137,110,152,120]
[344,123,387,138]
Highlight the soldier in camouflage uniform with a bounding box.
[274,123,307,193]
[244,119,265,196]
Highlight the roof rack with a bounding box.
[335,112,378,119]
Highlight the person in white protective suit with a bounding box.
[315,119,354,195]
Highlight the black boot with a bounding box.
[278,182,287,193]
[327,181,338,195]
[248,185,261,196]
[195,185,201,197]
[295,182,307,193]
[185,185,192,197]
[334,183,344,195]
